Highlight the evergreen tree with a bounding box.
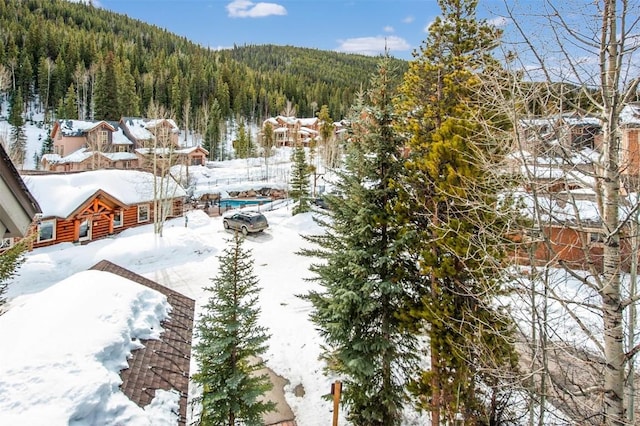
[41,125,54,155]
[8,88,27,167]
[289,144,311,215]
[60,83,78,119]
[301,54,420,425]
[394,0,518,424]
[93,52,120,120]
[233,122,251,159]
[193,232,275,426]
[204,99,222,160]
[0,240,28,311]
[118,59,140,117]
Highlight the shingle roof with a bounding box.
[90,260,195,426]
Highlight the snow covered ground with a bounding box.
[0,113,589,425]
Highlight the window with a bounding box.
[78,219,91,241]
[138,204,150,222]
[113,210,123,228]
[590,232,604,244]
[1,238,14,250]
[38,219,56,243]
[98,130,109,147]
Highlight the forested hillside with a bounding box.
[0,0,402,130]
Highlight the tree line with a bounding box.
[0,0,402,135]
[208,1,640,425]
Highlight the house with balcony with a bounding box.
[511,106,640,272]
[262,115,320,147]
[42,117,208,173]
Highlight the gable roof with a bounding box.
[0,143,41,238]
[90,260,195,426]
[121,117,179,141]
[22,170,187,218]
[621,103,640,126]
[52,119,117,138]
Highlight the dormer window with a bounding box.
[98,130,109,147]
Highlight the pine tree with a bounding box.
[0,240,28,311]
[8,88,27,167]
[204,99,222,160]
[394,0,518,424]
[60,83,78,119]
[233,123,251,159]
[93,52,120,120]
[192,233,276,426]
[301,54,420,426]
[289,144,311,215]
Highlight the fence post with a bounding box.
[331,380,342,426]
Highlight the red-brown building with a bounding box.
[43,117,208,172]
[22,169,186,249]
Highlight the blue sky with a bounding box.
[92,0,511,60]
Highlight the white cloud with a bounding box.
[403,15,414,24]
[226,0,287,18]
[383,25,394,33]
[487,16,510,27]
[336,35,410,56]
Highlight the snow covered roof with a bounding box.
[516,190,602,224]
[90,260,195,426]
[0,269,177,425]
[102,152,138,161]
[176,146,209,155]
[121,117,179,141]
[111,128,133,145]
[299,126,318,136]
[55,119,117,137]
[519,113,601,128]
[620,103,640,126]
[298,117,318,126]
[23,170,187,218]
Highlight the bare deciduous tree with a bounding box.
[146,101,183,237]
[484,1,640,424]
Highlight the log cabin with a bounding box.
[21,170,187,249]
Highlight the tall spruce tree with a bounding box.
[301,54,420,425]
[192,232,275,426]
[93,52,120,120]
[394,0,518,424]
[289,144,311,215]
[8,88,27,167]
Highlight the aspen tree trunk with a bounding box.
[600,2,625,423]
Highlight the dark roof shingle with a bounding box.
[90,260,195,425]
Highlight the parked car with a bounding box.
[223,211,269,235]
[313,197,330,210]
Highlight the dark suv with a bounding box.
[223,211,269,235]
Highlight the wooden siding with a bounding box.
[31,199,184,249]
